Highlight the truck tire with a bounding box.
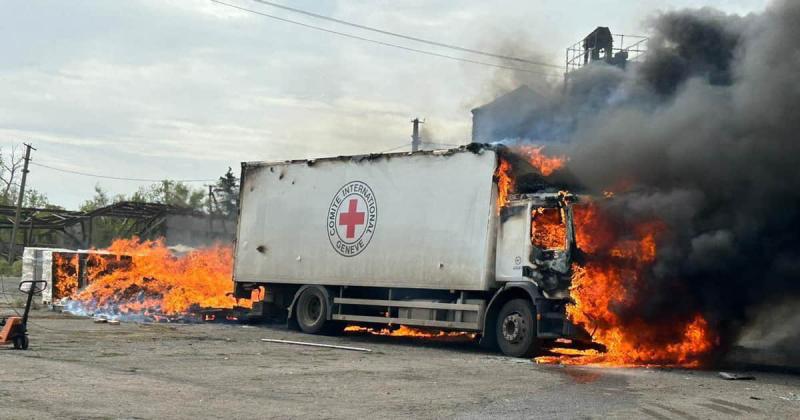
[495,299,540,358]
[295,286,330,334]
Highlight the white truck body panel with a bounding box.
[495,204,529,283]
[234,148,500,291]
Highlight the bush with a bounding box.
[0,259,22,276]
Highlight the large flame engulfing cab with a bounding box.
[499,145,715,367]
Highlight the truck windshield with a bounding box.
[531,207,566,250]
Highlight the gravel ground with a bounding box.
[2,279,799,419]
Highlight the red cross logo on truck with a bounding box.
[328,181,378,257]
[338,199,365,239]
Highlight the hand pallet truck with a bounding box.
[1,280,47,350]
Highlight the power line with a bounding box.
[209,0,562,76]
[30,161,217,183]
[247,0,563,70]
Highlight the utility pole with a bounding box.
[8,143,35,262]
[411,118,423,152]
[207,184,215,236]
[207,185,215,215]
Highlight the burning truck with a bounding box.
[232,144,594,357]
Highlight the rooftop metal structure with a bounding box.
[565,27,648,74]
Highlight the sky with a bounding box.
[0,0,770,209]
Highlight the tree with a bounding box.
[80,185,124,211]
[25,189,58,209]
[130,180,206,211]
[213,167,239,217]
[77,186,128,247]
[0,145,24,205]
[0,146,58,209]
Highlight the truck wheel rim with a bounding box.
[502,313,525,343]
[303,296,322,324]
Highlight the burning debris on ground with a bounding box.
[343,325,477,341]
[38,238,251,323]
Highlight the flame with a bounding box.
[66,237,247,320]
[495,159,513,212]
[495,146,566,214]
[535,203,716,367]
[53,253,79,299]
[344,325,476,340]
[531,207,567,250]
[534,347,603,365]
[514,145,567,176]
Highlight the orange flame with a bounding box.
[514,145,567,176]
[53,252,130,300]
[531,207,567,250]
[536,203,716,367]
[495,146,566,214]
[495,159,513,212]
[344,325,476,340]
[68,237,247,317]
[53,253,79,299]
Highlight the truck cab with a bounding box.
[495,192,577,298]
[487,191,585,357]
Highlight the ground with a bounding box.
[2,279,800,419]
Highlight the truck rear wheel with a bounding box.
[295,286,330,334]
[496,299,540,358]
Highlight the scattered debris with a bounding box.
[261,338,371,352]
[779,393,800,401]
[719,372,755,380]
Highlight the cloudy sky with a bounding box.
[1,0,768,209]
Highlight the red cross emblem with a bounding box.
[338,198,365,239]
[328,181,377,257]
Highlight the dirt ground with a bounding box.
[2,279,800,419]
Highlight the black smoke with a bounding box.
[499,1,800,361]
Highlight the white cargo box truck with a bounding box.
[233,145,587,357]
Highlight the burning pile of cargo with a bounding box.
[46,238,249,322]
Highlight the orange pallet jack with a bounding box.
[1,280,46,350]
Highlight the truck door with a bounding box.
[528,198,576,295]
[495,203,531,282]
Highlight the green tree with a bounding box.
[79,186,129,247]
[24,189,58,209]
[80,185,111,211]
[130,180,206,211]
[213,167,239,216]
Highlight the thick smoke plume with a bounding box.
[494,1,800,361]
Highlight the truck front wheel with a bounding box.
[496,299,540,358]
[295,287,330,334]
